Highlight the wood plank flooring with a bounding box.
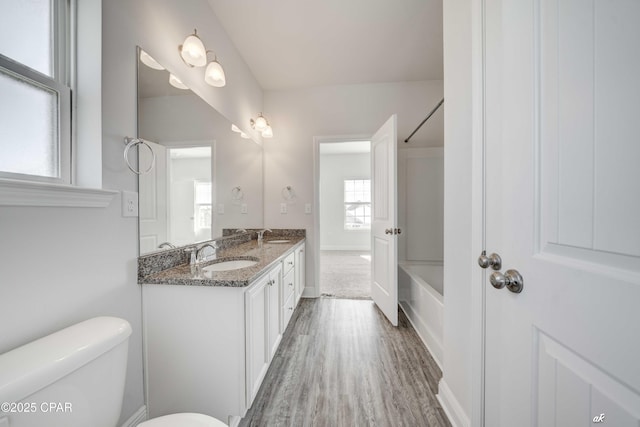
[240,298,451,427]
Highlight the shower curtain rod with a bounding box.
[404,98,444,143]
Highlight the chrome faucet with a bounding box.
[196,243,218,264]
[257,229,272,242]
[158,242,176,249]
[235,228,247,234]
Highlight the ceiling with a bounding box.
[207,0,443,91]
[320,140,371,155]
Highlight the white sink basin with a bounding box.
[202,258,258,273]
[266,240,291,244]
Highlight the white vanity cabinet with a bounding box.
[294,242,305,305]
[143,244,302,425]
[281,252,296,330]
[245,263,281,405]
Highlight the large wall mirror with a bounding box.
[136,47,263,255]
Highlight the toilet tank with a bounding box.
[0,317,132,427]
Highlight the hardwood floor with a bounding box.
[240,298,451,427]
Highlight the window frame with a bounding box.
[0,0,72,185]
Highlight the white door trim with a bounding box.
[312,134,372,298]
[470,0,489,425]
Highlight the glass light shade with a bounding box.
[254,114,268,131]
[139,50,164,70]
[169,74,188,90]
[205,59,226,87]
[231,124,241,133]
[262,125,273,138]
[240,132,250,139]
[180,32,207,67]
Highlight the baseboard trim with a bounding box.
[437,380,470,427]
[120,405,147,427]
[398,302,443,370]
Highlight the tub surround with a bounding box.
[138,229,305,287]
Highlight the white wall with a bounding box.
[264,80,443,296]
[398,147,444,263]
[319,152,370,251]
[0,1,264,425]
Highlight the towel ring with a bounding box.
[281,185,295,201]
[231,186,244,200]
[124,137,156,175]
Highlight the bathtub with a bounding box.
[398,262,444,369]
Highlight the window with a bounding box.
[0,0,72,184]
[344,179,371,230]
[194,181,212,232]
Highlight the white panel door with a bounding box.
[139,141,167,253]
[371,115,399,326]
[483,0,640,425]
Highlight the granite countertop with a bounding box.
[139,237,305,287]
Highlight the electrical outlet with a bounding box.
[280,203,287,214]
[241,203,248,214]
[217,204,225,214]
[305,203,312,214]
[121,191,138,217]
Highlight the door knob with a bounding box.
[478,251,502,271]
[489,269,524,293]
[385,228,393,235]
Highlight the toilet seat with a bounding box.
[138,412,227,427]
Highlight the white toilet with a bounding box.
[0,317,227,427]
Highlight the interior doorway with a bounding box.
[318,140,372,299]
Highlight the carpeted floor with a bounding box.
[320,250,371,299]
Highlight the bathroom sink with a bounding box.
[266,240,291,244]
[202,257,259,273]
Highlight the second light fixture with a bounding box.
[250,113,273,138]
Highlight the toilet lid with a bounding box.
[138,412,227,427]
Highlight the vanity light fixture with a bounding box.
[231,124,241,133]
[179,29,207,67]
[261,125,273,138]
[250,113,274,138]
[250,113,268,132]
[169,73,188,90]
[204,51,226,87]
[139,50,164,70]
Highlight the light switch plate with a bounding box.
[121,190,138,217]
[305,203,312,214]
[280,203,287,214]
[241,203,248,214]
[217,204,225,214]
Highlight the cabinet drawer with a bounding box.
[283,252,295,274]
[282,269,294,302]
[282,291,295,328]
